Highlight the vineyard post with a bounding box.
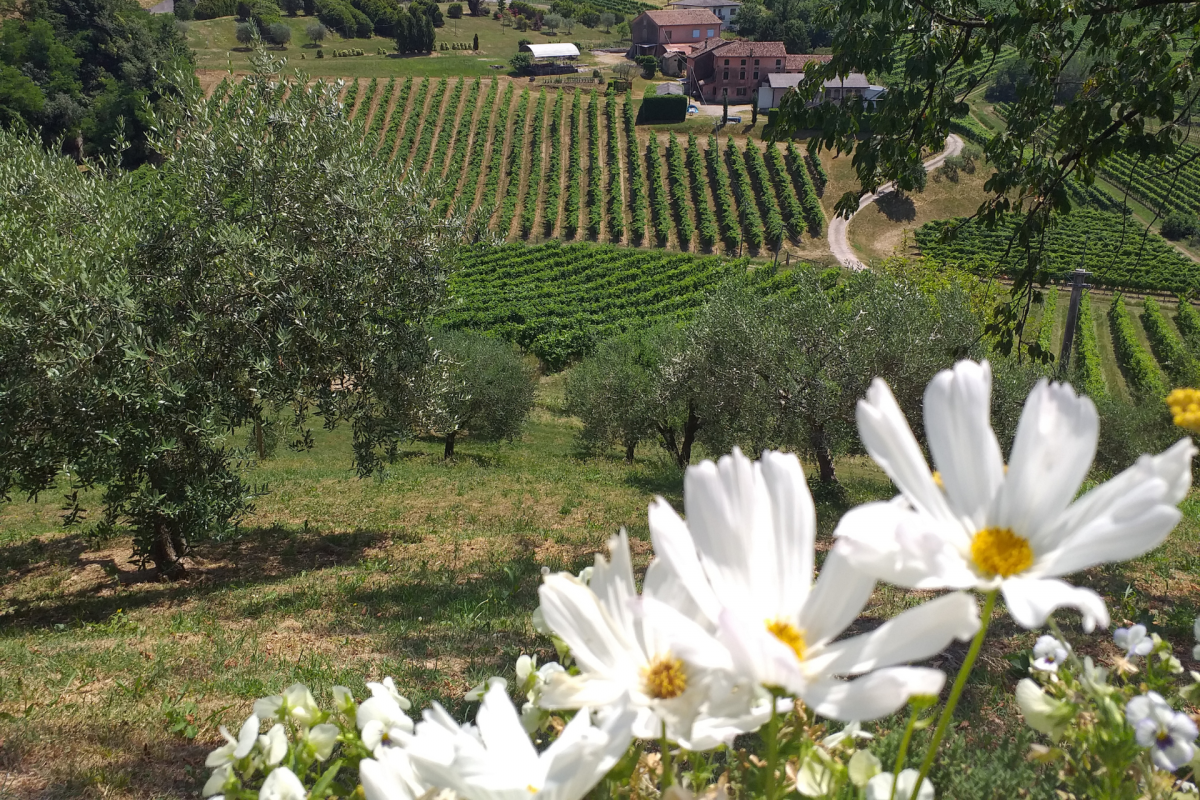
[1058,268,1092,377]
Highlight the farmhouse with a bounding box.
[686,40,830,103]
[627,9,722,58]
[757,71,886,110]
[664,0,742,28]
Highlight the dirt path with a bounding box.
[829,134,963,270]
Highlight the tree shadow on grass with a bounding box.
[875,191,917,223]
[0,526,389,634]
[0,717,211,800]
[622,457,683,505]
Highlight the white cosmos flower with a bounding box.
[834,361,1195,632]
[1032,635,1069,673]
[649,447,980,721]
[865,769,933,800]
[206,714,260,768]
[406,682,636,800]
[537,528,769,749]
[259,766,308,800]
[1115,624,1154,658]
[1128,692,1199,770]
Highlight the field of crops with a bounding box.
[438,242,750,367]
[1098,142,1200,217]
[322,76,826,254]
[914,209,1200,293]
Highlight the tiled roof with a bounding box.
[784,53,833,69]
[667,0,741,7]
[691,39,787,58]
[640,9,723,26]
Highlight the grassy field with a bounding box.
[4,365,1200,798]
[184,11,624,77]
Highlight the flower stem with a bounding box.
[909,589,997,800]
[764,700,780,800]
[890,706,920,799]
[661,722,675,789]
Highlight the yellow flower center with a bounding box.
[766,619,807,663]
[931,471,944,489]
[1168,388,1200,434]
[971,527,1034,578]
[527,786,539,794]
[642,655,688,699]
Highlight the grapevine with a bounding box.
[726,137,764,251]
[665,134,694,250]
[707,134,740,251]
[520,91,547,239]
[1109,294,1167,397]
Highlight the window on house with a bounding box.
[753,71,758,79]
[692,28,700,37]
[739,70,745,79]
[723,70,728,79]
[665,29,672,40]
[740,59,746,65]
[736,87,746,96]
[724,59,729,65]
[707,28,714,36]
[754,59,759,65]
[775,59,782,66]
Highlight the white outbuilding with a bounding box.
[519,43,581,60]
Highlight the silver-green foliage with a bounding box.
[0,68,464,576]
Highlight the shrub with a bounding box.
[194,0,238,18]
[634,54,657,78]
[280,0,302,13]
[448,2,463,16]
[316,46,324,56]
[175,0,197,19]
[510,52,534,74]
[1161,210,1200,240]
[267,22,292,44]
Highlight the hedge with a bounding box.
[194,0,238,18]
[637,94,687,124]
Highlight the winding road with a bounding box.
[827,134,965,271]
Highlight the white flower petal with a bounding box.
[924,360,1005,528]
[259,767,307,800]
[360,757,415,800]
[806,592,979,677]
[537,574,641,677]
[718,608,805,693]
[587,530,639,644]
[474,683,541,776]
[833,502,976,590]
[866,769,933,800]
[203,765,231,797]
[856,377,956,523]
[1001,577,1110,632]
[234,714,260,760]
[797,549,876,647]
[1035,439,1195,577]
[991,380,1098,549]
[800,667,946,722]
[648,498,723,625]
[683,450,767,616]
[759,450,816,615]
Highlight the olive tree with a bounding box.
[0,59,465,578]
[418,331,537,459]
[566,328,659,463]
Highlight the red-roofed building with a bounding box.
[628,9,723,57]
[686,41,835,104]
